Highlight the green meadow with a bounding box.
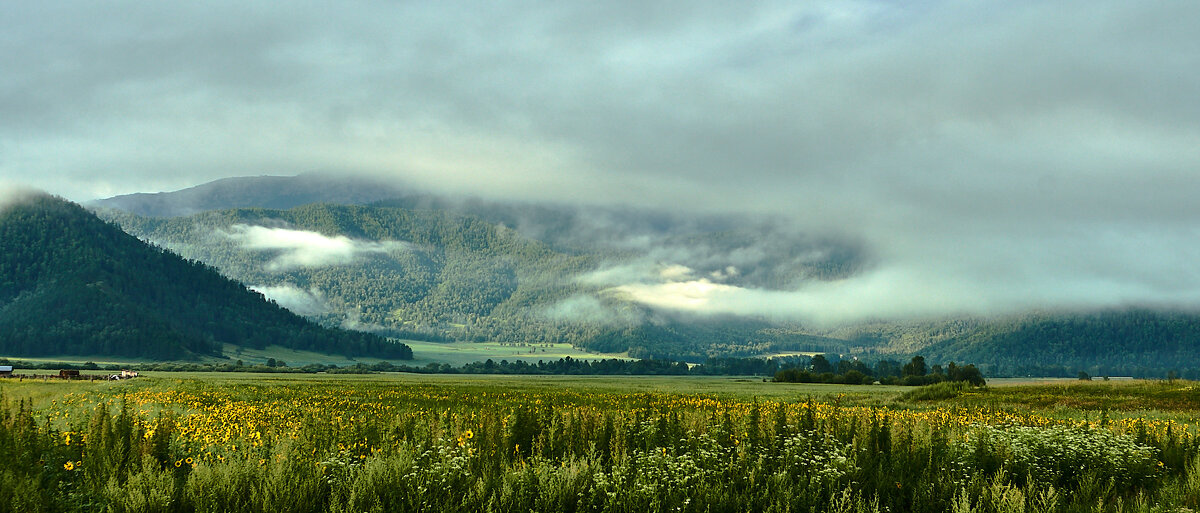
[3,374,1200,512]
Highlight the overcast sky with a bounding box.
[3,1,1199,322]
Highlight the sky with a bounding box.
[3,1,1199,324]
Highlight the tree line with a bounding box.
[772,355,986,386]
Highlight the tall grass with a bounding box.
[2,381,1200,512]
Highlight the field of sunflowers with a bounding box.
[3,373,1200,512]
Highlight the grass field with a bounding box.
[3,374,1200,512]
[3,340,630,369]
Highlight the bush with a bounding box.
[900,381,971,401]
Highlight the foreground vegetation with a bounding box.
[3,374,1200,512]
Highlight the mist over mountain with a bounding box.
[100,198,847,361]
[92,175,1200,374]
[93,174,870,291]
[0,193,411,360]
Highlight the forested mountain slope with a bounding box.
[0,195,411,360]
[916,310,1200,376]
[93,174,870,290]
[367,197,868,288]
[101,203,843,361]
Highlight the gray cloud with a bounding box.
[250,284,330,316]
[3,1,1198,323]
[543,295,645,327]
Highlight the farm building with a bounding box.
[0,366,12,377]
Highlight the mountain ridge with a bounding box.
[1,194,412,360]
[91,174,408,218]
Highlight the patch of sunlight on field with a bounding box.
[402,340,630,367]
[216,344,402,367]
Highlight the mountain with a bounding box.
[99,202,845,361]
[93,174,869,290]
[92,175,1200,376]
[0,194,411,360]
[91,174,407,218]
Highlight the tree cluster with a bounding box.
[773,355,986,386]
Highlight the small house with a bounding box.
[0,366,12,378]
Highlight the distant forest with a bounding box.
[912,310,1200,379]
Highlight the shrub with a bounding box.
[955,425,1160,489]
[900,381,971,401]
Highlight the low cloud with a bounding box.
[222,224,411,271]
[609,267,965,326]
[0,182,38,211]
[251,284,329,316]
[340,309,391,333]
[543,294,644,326]
[590,223,1200,327]
[609,252,1200,328]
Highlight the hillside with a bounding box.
[916,310,1200,377]
[93,175,869,289]
[0,194,411,360]
[100,203,844,361]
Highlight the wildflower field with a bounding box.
[4,374,1200,512]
